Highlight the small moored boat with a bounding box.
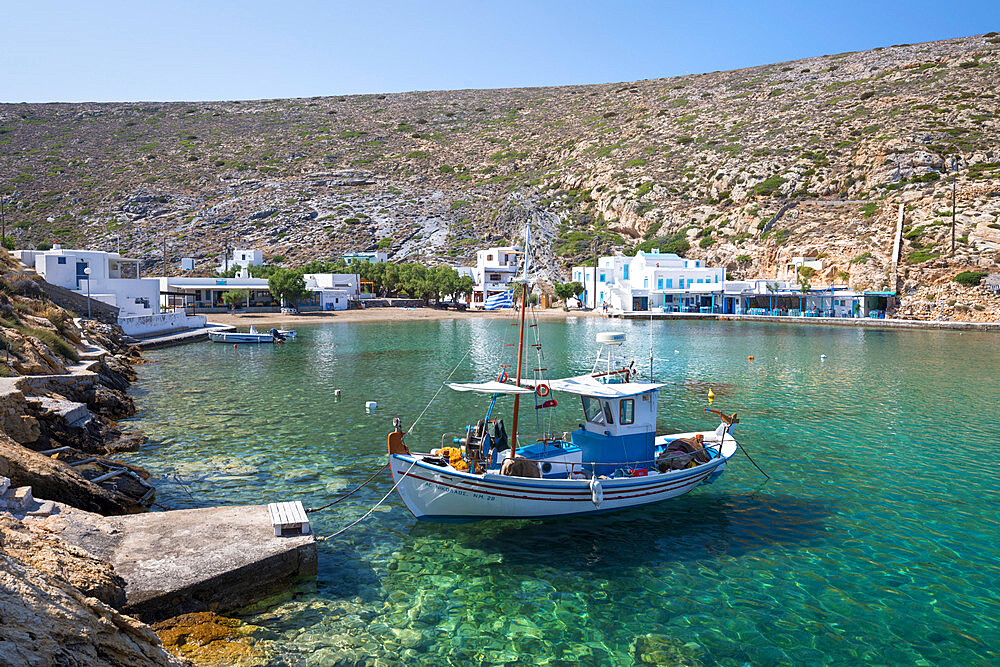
[208,326,297,344]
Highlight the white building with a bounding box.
[159,276,278,310]
[159,272,361,311]
[303,273,363,310]
[14,246,205,336]
[180,258,196,271]
[722,279,873,317]
[571,250,724,313]
[468,246,522,307]
[342,251,388,265]
[216,248,263,274]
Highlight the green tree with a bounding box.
[554,282,575,309]
[457,275,475,304]
[268,269,307,309]
[221,289,249,314]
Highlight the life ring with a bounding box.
[535,383,550,397]
[497,371,509,383]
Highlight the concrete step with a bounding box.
[26,396,92,427]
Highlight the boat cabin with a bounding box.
[551,375,663,476]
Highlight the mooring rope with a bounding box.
[316,459,418,542]
[306,463,389,513]
[738,441,771,479]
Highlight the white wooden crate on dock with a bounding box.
[267,501,311,537]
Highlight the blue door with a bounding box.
[76,262,89,287]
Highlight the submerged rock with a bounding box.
[153,611,262,665]
[631,633,704,666]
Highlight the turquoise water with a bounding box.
[123,319,1000,665]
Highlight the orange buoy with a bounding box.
[748,355,754,361]
[233,344,237,349]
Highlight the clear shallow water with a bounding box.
[123,319,1000,665]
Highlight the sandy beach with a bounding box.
[205,307,600,328]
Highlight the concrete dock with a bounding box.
[135,324,234,350]
[32,501,317,622]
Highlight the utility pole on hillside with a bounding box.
[0,194,6,252]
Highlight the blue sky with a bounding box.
[1,1,996,102]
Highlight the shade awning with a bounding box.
[446,381,534,395]
[522,375,664,397]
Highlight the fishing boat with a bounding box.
[386,231,740,522]
[208,326,296,344]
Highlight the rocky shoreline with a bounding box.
[0,291,206,665]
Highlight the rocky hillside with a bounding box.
[2,33,999,316]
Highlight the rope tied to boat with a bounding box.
[315,459,418,542]
[738,441,771,480]
[305,463,388,513]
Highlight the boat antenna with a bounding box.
[509,225,530,457]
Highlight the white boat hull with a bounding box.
[389,435,738,522]
[208,330,296,343]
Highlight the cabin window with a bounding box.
[582,396,605,424]
[603,401,614,424]
[620,399,634,424]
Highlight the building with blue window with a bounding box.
[571,249,725,313]
[13,245,207,336]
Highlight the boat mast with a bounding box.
[509,226,530,458]
[509,283,528,457]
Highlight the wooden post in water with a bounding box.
[509,284,528,457]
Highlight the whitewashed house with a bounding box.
[216,248,263,274]
[302,273,362,310]
[14,246,205,336]
[571,250,724,313]
[467,246,522,307]
[159,272,360,312]
[342,251,388,265]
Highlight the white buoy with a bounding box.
[674,349,680,354]
[820,354,827,360]
[333,389,342,398]
[365,401,377,413]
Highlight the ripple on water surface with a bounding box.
[122,320,1000,665]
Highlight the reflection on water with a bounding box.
[123,319,1000,665]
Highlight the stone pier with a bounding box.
[28,501,317,622]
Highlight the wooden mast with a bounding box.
[509,283,528,457]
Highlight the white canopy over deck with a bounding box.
[447,381,534,395]
[523,374,665,398]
